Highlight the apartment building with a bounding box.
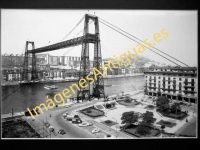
[144,67,197,104]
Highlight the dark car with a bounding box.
[74,115,80,118]
[49,128,54,132]
[58,129,66,135]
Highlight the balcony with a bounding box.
[148,86,156,89]
[149,78,155,80]
[184,81,195,84]
[184,85,195,88]
[162,79,174,82]
[149,82,156,84]
[161,88,176,91]
[183,90,196,93]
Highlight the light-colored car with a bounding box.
[91,128,100,133]
[78,122,89,127]
[63,112,69,117]
[65,105,71,108]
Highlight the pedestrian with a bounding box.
[186,118,188,123]
[193,111,194,114]
[50,114,52,117]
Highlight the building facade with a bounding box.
[144,67,197,104]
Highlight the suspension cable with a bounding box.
[98,17,190,67]
[99,20,182,67]
[61,15,85,41]
[102,42,137,91]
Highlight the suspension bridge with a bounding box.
[21,13,189,101]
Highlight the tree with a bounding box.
[142,111,156,127]
[156,96,170,112]
[170,102,181,114]
[121,111,139,128]
[136,122,151,135]
[136,111,156,135]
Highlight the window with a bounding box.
[168,82,170,84]
[158,77,160,79]
[179,78,181,81]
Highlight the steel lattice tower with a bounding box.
[77,14,105,101]
[23,41,37,81]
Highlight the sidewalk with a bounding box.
[167,111,196,133]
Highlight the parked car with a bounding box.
[74,115,80,118]
[58,129,66,135]
[91,128,100,133]
[104,134,114,138]
[49,126,54,132]
[65,105,71,108]
[78,122,92,127]
[66,115,73,120]
[44,122,50,128]
[78,122,89,127]
[63,112,69,117]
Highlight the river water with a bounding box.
[2,75,144,114]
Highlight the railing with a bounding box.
[183,90,196,93]
[184,85,195,88]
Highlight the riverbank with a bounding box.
[1,73,144,86]
[103,73,144,79]
[1,81,20,86]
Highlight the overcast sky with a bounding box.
[1,9,197,67]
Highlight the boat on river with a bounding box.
[44,85,58,90]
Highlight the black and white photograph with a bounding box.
[1,9,197,139]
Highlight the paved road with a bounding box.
[25,100,104,138]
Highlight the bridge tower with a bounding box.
[77,14,105,101]
[23,41,37,81]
